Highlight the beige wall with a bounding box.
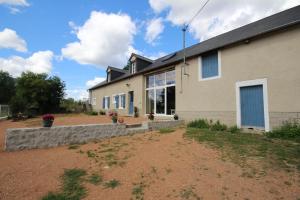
[90,26,300,129]
[176,26,300,128]
[90,75,145,116]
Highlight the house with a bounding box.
[88,6,300,131]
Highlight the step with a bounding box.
[126,127,148,134]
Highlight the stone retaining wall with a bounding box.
[5,124,126,151]
[5,120,185,151]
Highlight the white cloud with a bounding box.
[145,17,164,44]
[149,0,300,41]
[86,77,106,88]
[62,11,136,68]
[0,0,29,6]
[0,28,27,52]
[0,51,54,77]
[66,89,89,101]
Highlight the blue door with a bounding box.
[240,85,265,128]
[128,91,134,115]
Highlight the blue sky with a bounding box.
[0,0,299,99]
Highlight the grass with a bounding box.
[131,182,146,200]
[179,186,201,200]
[185,128,300,171]
[68,145,80,150]
[104,179,120,189]
[159,128,175,134]
[42,168,87,200]
[87,173,102,185]
[266,121,300,141]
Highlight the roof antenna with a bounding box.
[181,0,211,71]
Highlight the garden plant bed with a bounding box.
[0,126,299,200]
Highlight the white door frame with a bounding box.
[235,78,270,132]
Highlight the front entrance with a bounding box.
[128,91,134,115]
[236,79,269,131]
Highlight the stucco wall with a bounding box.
[175,26,300,128]
[90,75,145,116]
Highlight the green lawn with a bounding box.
[185,128,300,172]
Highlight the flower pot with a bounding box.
[43,120,53,127]
[112,118,118,124]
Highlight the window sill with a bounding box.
[199,75,221,81]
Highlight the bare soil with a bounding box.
[0,116,299,200]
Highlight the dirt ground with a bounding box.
[0,114,146,151]
[0,124,299,199]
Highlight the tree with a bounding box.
[0,71,15,104]
[10,72,65,116]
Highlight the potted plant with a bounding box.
[148,112,154,121]
[118,118,124,124]
[42,114,54,127]
[174,114,179,120]
[134,106,139,118]
[108,110,118,124]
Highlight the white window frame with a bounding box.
[198,50,221,81]
[92,98,96,106]
[112,94,119,109]
[235,78,270,132]
[131,62,136,74]
[119,93,125,109]
[145,70,176,116]
[104,96,109,109]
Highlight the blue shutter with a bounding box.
[107,97,110,109]
[202,52,219,78]
[122,94,126,108]
[102,97,105,109]
[240,85,265,127]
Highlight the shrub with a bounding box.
[86,111,98,116]
[148,112,154,121]
[211,120,227,131]
[228,125,240,133]
[187,119,210,129]
[174,114,179,120]
[99,110,106,115]
[104,179,120,189]
[266,121,300,140]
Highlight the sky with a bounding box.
[0,0,299,100]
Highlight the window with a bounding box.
[92,98,96,106]
[146,75,155,88]
[145,69,175,115]
[155,72,165,86]
[107,72,111,82]
[103,96,110,109]
[120,94,126,109]
[113,95,119,109]
[166,70,175,85]
[146,89,154,114]
[131,62,136,74]
[199,51,220,80]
